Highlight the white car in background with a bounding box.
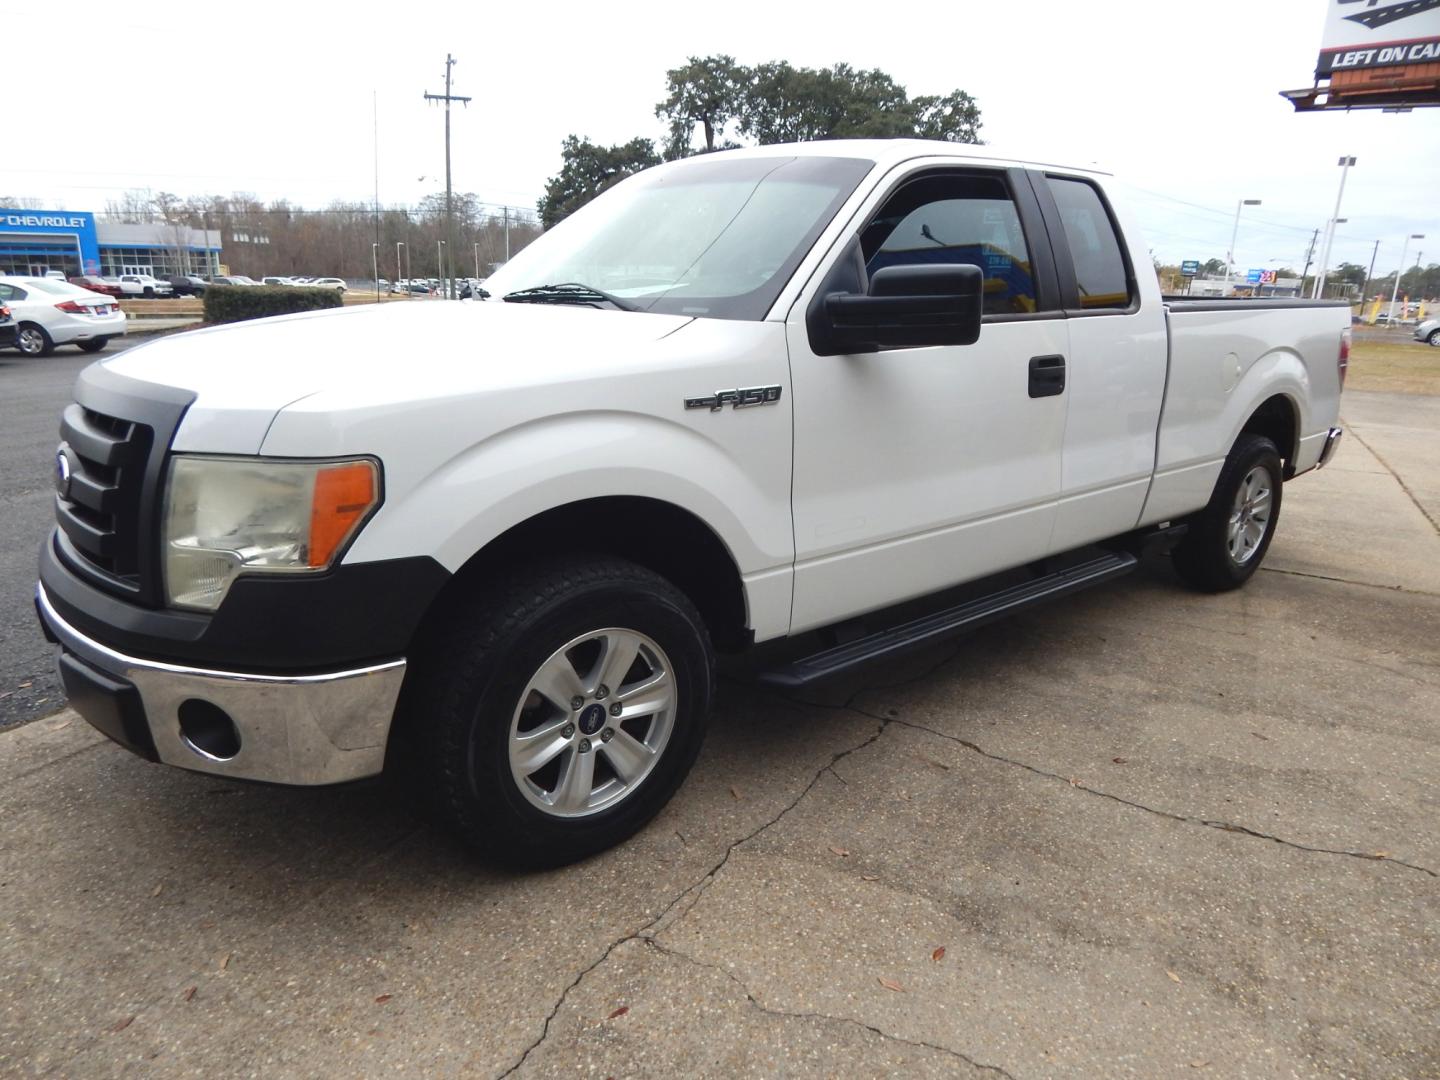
[0,276,127,356]
[310,277,347,292]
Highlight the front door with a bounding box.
[786,165,1070,633]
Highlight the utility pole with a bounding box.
[1300,228,1319,297]
[373,89,380,300]
[424,54,471,300]
[1360,239,1380,307]
[503,206,511,263]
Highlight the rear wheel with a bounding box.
[16,324,53,357]
[1172,433,1283,592]
[396,555,715,866]
[77,337,110,353]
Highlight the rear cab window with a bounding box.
[1044,175,1134,310]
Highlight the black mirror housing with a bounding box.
[807,256,984,356]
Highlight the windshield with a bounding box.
[486,154,874,320]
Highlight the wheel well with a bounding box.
[1241,395,1298,476]
[443,497,751,652]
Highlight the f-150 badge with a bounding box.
[685,385,783,411]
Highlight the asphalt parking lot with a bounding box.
[1,375,1436,1076]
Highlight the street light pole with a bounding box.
[473,241,480,280]
[396,241,407,300]
[1387,233,1424,324]
[1314,156,1356,299]
[437,240,446,295]
[1226,199,1261,296]
[372,242,379,302]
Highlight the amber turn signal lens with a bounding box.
[308,461,378,568]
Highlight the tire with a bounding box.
[395,555,715,866]
[16,323,54,357]
[1172,433,1283,592]
[77,337,110,353]
[1427,329,1439,347]
[142,287,154,298]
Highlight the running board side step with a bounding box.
[757,551,1138,689]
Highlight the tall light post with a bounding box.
[473,241,480,280]
[1387,233,1424,324]
[1226,199,1262,295]
[437,239,447,297]
[1314,156,1356,298]
[396,241,407,300]
[371,242,379,302]
[1314,217,1346,299]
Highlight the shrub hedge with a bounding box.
[203,285,343,325]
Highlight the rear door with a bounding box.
[1033,172,1168,552]
[786,164,1070,633]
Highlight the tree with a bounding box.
[537,136,661,228]
[1332,262,1367,289]
[911,90,983,144]
[1200,258,1226,276]
[1400,262,1440,299]
[737,61,979,145]
[656,55,747,159]
[540,57,984,226]
[104,189,158,223]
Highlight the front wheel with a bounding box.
[77,337,110,353]
[1427,329,1439,347]
[1172,433,1283,592]
[16,323,54,357]
[397,556,715,866]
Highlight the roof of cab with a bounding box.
[664,139,1112,178]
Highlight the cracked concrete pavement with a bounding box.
[1,388,1436,1078]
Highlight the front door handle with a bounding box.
[1028,354,1066,398]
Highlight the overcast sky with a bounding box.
[10,0,1440,276]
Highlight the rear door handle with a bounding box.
[1028,354,1066,398]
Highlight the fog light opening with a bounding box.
[177,699,241,760]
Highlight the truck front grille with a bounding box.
[55,403,154,590]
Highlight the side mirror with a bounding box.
[807,258,983,357]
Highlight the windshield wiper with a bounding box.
[501,282,637,311]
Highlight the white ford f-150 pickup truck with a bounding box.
[36,140,1348,864]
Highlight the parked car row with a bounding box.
[388,277,486,296]
[0,276,126,356]
[259,276,348,291]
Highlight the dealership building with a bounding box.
[0,209,221,279]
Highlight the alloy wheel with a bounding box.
[507,628,675,818]
[1227,465,1272,565]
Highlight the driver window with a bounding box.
[861,173,1037,315]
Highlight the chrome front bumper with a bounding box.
[36,585,404,785]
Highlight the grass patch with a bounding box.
[1346,336,1440,396]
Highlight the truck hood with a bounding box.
[100,301,693,453]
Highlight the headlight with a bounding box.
[162,456,380,612]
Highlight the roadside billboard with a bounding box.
[1317,0,1440,76]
